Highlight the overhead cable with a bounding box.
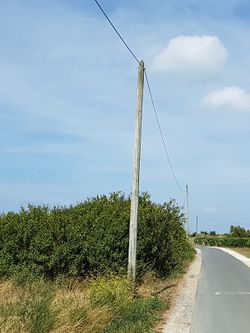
[93,0,140,65]
[93,0,184,193]
[144,71,184,192]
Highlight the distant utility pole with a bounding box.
[128,60,145,287]
[186,185,189,234]
[196,215,199,235]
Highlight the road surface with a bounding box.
[191,247,250,333]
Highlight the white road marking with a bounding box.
[214,291,250,296]
[195,248,201,255]
[213,247,250,268]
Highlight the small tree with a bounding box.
[230,225,250,237]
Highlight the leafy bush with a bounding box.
[0,192,194,280]
[194,236,250,247]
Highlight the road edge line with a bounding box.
[214,247,250,268]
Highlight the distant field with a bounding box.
[232,247,250,258]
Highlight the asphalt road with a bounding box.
[191,247,250,333]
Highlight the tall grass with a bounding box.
[0,275,172,333]
[0,280,55,333]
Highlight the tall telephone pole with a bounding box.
[196,215,199,235]
[186,185,189,234]
[128,60,145,286]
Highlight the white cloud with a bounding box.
[202,86,250,111]
[151,35,228,76]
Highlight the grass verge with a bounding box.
[231,247,250,258]
[0,273,182,333]
[0,280,56,333]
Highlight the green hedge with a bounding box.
[0,192,194,280]
[194,236,250,247]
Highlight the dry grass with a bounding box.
[138,272,179,299]
[0,280,55,333]
[0,281,18,305]
[50,278,114,333]
[231,247,250,258]
[0,274,175,333]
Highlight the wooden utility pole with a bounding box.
[186,185,189,234]
[128,60,145,286]
[196,215,199,235]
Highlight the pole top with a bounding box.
[139,60,145,69]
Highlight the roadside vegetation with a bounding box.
[1,274,179,333]
[0,192,194,333]
[0,192,194,281]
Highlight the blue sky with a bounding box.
[1,0,250,233]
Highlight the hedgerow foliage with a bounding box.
[195,225,250,247]
[0,192,194,280]
[194,236,250,247]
